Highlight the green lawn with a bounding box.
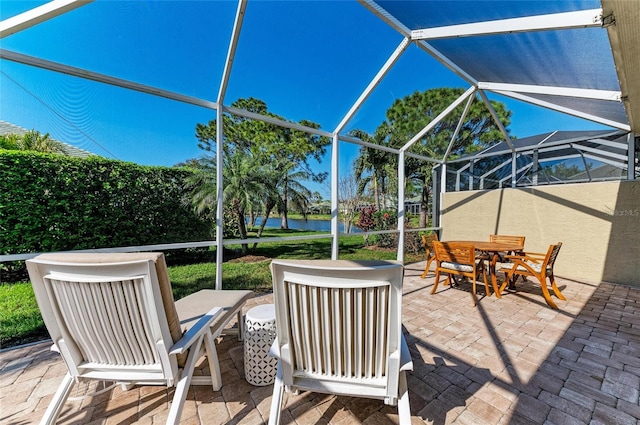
[0,231,422,348]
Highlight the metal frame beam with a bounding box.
[491,89,631,131]
[447,130,626,163]
[411,8,603,40]
[478,82,621,102]
[331,36,410,259]
[478,90,514,151]
[358,0,477,86]
[334,37,410,134]
[0,0,92,39]
[218,0,247,104]
[571,143,629,162]
[214,0,247,290]
[0,49,218,110]
[401,86,477,155]
[442,94,474,160]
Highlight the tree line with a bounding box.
[185,88,511,245]
[2,88,513,255]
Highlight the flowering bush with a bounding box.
[355,205,376,245]
[374,209,397,247]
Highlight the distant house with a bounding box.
[0,120,95,158]
[309,200,331,215]
[404,196,422,215]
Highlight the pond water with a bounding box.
[250,217,361,233]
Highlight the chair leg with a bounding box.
[500,268,516,293]
[471,277,478,307]
[40,372,75,425]
[482,269,491,298]
[548,273,567,301]
[421,257,434,278]
[202,330,222,391]
[397,371,411,425]
[167,335,205,425]
[237,310,244,341]
[420,262,429,278]
[536,275,558,309]
[268,362,285,425]
[120,383,135,391]
[430,271,441,294]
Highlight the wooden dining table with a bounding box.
[445,240,524,298]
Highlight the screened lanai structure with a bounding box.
[1,0,639,286]
[444,129,636,191]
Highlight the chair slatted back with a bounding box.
[433,242,475,265]
[544,243,562,268]
[47,274,158,366]
[489,234,525,249]
[270,260,403,391]
[27,258,175,380]
[422,233,439,254]
[420,233,440,278]
[286,279,389,379]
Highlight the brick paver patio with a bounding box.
[2,260,639,424]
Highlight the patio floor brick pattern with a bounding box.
[1,261,639,424]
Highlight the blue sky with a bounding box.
[1,1,611,198]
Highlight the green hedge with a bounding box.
[1,151,213,280]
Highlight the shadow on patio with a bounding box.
[1,260,639,424]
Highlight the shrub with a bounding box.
[355,205,376,245]
[373,209,397,247]
[0,151,213,280]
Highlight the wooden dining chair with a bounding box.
[480,235,526,281]
[489,234,525,255]
[476,235,524,262]
[420,233,439,278]
[432,241,489,306]
[498,242,566,309]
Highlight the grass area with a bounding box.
[285,213,332,221]
[0,230,423,349]
[0,282,47,348]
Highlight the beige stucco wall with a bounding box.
[440,180,640,286]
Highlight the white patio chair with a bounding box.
[26,252,254,425]
[268,259,413,425]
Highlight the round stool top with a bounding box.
[246,304,275,323]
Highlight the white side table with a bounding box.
[244,304,277,386]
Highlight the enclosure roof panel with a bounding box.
[455,129,627,162]
[369,0,635,133]
[1,0,638,170]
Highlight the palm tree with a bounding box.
[0,133,21,150]
[270,121,328,229]
[277,164,313,229]
[350,125,394,211]
[0,130,66,154]
[186,148,273,255]
[192,98,329,233]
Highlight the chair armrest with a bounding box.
[399,334,413,372]
[169,307,223,355]
[268,338,281,359]
[504,253,544,262]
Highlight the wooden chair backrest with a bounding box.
[433,241,475,265]
[489,234,525,248]
[544,243,563,269]
[422,233,439,253]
